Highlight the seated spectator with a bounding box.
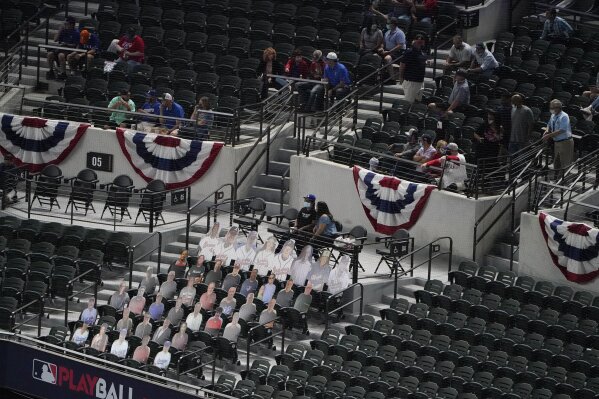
[80,298,97,325]
[148,294,165,321]
[204,261,223,287]
[235,232,257,272]
[284,49,309,78]
[474,111,502,159]
[369,157,380,172]
[171,322,188,351]
[422,142,467,190]
[272,240,296,280]
[170,250,188,279]
[372,0,416,25]
[159,271,177,300]
[290,245,314,287]
[428,69,470,117]
[222,264,242,292]
[468,43,499,79]
[135,312,153,338]
[111,27,145,73]
[189,96,214,140]
[167,298,185,326]
[239,293,257,321]
[254,237,278,276]
[46,16,79,80]
[71,322,89,345]
[582,94,599,121]
[377,17,406,82]
[294,282,313,313]
[415,0,437,23]
[307,251,332,291]
[109,281,130,311]
[322,52,352,104]
[294,194,318,235]
[360,16,384,56]
[153,341,171,370]
[108,90,136,128]
[132,335,151,363]
[276,279,295,308]
[258,47,286,99]
[186,255,206,284]
[214,227,238,265]
[223,313,241,342]
[430,140,448,161]
[205,307,223,336]
[179,278,196,307]
[582,72,599,100]
[90,324,108,352]
[259,299,277,329]
[327,255,351,295]
[186,303,203,332]
[540,8,573,42]
[139,266,158,295]
[159,93,185,135]
[298,51,326,113]
[200,282,217,311]
[443,35,472,75]
[220,287,238,316]
[257,274,277,304]
[116,307,133,336]
[67,28,100,75]
[137,90,162,132]
[413,133,436,163]
[311,202,337,245]
[110,329,129,358]
[152,318,172,345]
[129,287,147,315]
[240,269,259,297]
[197,222,220,258]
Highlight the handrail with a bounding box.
[431,20,459,80]
[129,231,162,286]
[176,343,213,378]
[9,297,45,336]
[532,1,599,20]
[324,283,364,329]
[279,166,291,215]
[245,316,286,375]
[64,266,100,326]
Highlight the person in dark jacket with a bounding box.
[257,47,286,99]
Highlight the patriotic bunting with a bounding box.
[116,129,223,189]
[539,212,599,283]
[0,113,89,172]
[353,166,435,235]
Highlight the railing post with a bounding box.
[149,194,155,233]
[324,111,329,141]
[128,249,133,289]
[24,21,29,67]
[26,177,31,219]
[64,285,70,327]
[38,300,44,336]
[265,126,270,175]
[45,13,49,45]
[259,105,264,142]
[157,233,162,274]
[246,329,252,376]
[427,243,433,281]
[185,211,191,252]
[351,244,359,284]
[18,46,22,83]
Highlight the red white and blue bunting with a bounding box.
[116,129,223,189]
[353,166,435,235]
[0,113,89,172]
[539,212,599,283]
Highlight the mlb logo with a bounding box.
[32,359,57,384]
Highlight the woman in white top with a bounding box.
[253,236,278,276]
[110,329,129,358]
[90,324,108,352]
[290,245,313,287]
[153,341,172,369]
[213,226,239,264]
[235,231,257,271]
[271,239,296,280]
[198,222,221,259]
[185,303,203,332]
[327,255,351,295]
[72,323,89,346]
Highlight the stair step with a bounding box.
[274,148,296,163]
[249,186,289,204]
[492,242,519,262]
[484,254,519,272]
[364,293,415,316]
[256,174,290,190]
[177,231,205,246]
[266,161,291,176]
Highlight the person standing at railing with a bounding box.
[298,51,326,113]
[159,93,185,135]
[543,99,574,171]
[46,16,80,80]
[67,28,99,76]
[377,17,406,83]
[322,52,352,105]
[540,8,573,43]
[257,47,285,100]
[508,94,534,156]
[398,34,427,103]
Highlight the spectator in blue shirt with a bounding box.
[148,294,165,320]
[377,17,406,82]
[160,93,185,134]
[468,43,499,79]
[80,298,97,325]
[540,9,573,42]
[67,28,100,74]
[322,52,352,104]
[138,90,161,130]
[47,16,80,80]
[543,99,574,171]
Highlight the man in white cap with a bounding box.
[322,52,352,104]
[159,93,185,135]
[422,142,467,190]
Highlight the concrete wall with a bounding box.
[289,155,511,259]
[462,0,512,44]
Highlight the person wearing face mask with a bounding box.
[468,43,499,79]
[443,35,472,75]
[474,111,503,160]
[284,49,309,79]
[293,194,317,247]
[398,34,427,103]
[427,69,470,117]
[412,134,436,163]
[377,17,406,83]
[422,142,467,190]
[360,16,384,56]
[298,50,327,113]
[509,94,534,155]
[543,99,574,172]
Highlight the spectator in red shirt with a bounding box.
[415,0,438,23]
[113,27,145,73]
[298,50,326,113]
[284,49,309,79]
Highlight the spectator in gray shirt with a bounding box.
[240,269,259,297]
[219,286,238,316]
[159,271,177,300]
[152,318,172,345]
[294,282,313,313]
[116,307,133,336]
[204,260,223,287]
[139,266,158,295]
[428,69,470,117]
[135,312,153,338]
[223,312,241,342]
[166,298,185,326]
[109,281,130,311]
[222,263,242,292]
[259,299,277,328]
[276,279,295,308]
[306,251,332,291]
[239,293,257,321]
[508,94,534,155]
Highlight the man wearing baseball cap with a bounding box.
[108,89,136,128]
[293,194,318,251]
[67,28,100,75]
[422,142,467,190]
[322,52,352,104]
[159,93,185,135]
[46,16,80,80]
[137,89,161,131]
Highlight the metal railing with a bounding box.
[5,297,45,336]
[324,283,364,329]
[245,316,286,375]
[176,343,215,382]
[530,2,599,27]
[128,232,162,288]
[63,265,100,326]
[430,21,459,80]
